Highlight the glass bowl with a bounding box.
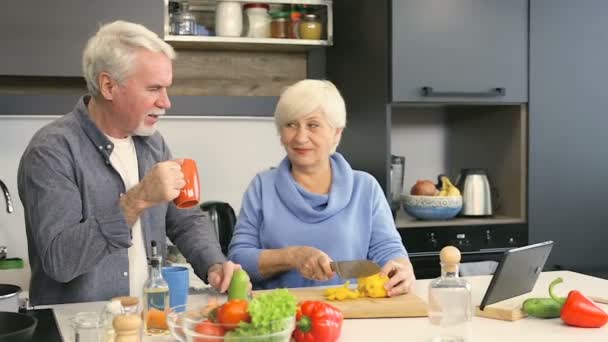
[182,315,295,342]
[167,294,226,342]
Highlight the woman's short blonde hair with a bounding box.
[83,20,176,98]
[274,79,347,132]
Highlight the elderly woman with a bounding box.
[228,79,415,296]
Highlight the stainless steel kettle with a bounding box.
[456,168,493,216]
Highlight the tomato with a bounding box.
[193,320,226,342]
[217,299,251,330]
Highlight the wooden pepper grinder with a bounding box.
[113,296,142,342]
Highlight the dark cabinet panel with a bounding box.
[529,0,608,276]
[392,0,528,103]
[0,0,163,77]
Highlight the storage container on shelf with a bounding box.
[244,3,271,38]
[215,1,243,37]
[299,13,322,40]
[270,11,290,39]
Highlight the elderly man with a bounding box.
[18,21,240,305]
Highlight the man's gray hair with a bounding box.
[83,20,176,98]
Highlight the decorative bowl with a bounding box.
[401,194,462,220]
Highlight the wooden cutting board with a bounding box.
[256,287,428,319]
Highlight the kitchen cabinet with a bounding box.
[327,0,529,271]
[0,0,163,77]
[392,0,528,103]
[529,0,608,278]
[328,0,528,221]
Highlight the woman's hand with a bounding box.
[288,246,335,281]
[380,258,416,297]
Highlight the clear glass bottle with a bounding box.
[142,240,170,336]
[428,246,473,342]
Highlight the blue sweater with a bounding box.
[228,153,408,290]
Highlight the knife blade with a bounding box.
[330,260,381,279]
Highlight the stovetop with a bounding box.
[24,308,62,342]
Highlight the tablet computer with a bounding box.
[479,240,554,310]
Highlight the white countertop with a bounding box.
[46,271,608,342]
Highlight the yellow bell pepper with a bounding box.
[357,273,389,298]
[323,281,362,301]
[323,273,390,301]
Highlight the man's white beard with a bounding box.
[133,121,157,136]
[134,110,165,136]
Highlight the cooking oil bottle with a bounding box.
[428,246,473,342]
[142,240,169,336]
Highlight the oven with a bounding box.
[398,223,528,279]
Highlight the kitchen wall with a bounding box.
[391,106,448,194]
[0,115,285,288]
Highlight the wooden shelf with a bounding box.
[395,209,525,229]
[165,35,331,51]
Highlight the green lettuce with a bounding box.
[226,289,297,341]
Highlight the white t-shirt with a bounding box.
[107,135,148,298]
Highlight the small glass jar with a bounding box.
[170,1,197,35]
[244,3,271,38]
[270,11,290,39]
[70,312,104,342]
[299,13,322,40]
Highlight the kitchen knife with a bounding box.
[330,260,381,279]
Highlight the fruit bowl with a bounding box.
[401,194,462,220]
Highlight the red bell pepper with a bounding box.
[560,290,608,328]
[293,301,344,342]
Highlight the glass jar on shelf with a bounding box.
[299,13,322,40]
[270,11,290,39]
[215,1,243,37]
[244,3,271,38]
[170,1,197,35]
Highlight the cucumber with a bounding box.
[228,269,250,301]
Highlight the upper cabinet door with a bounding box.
[391,0,528,103]
[0,0,164,77]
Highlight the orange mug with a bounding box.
[174,158,200,209]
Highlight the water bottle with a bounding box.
[428,246,473,341]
